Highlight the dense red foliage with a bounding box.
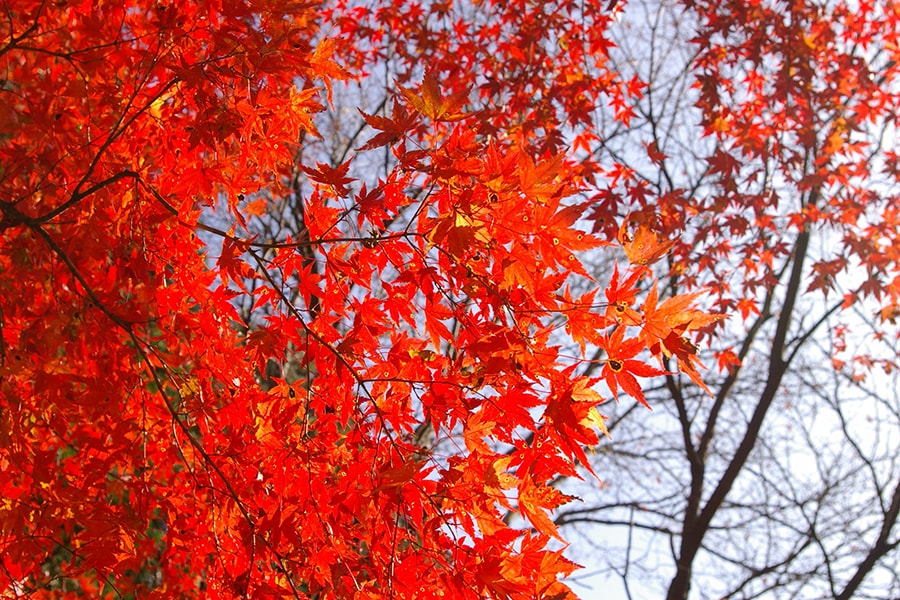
[5,0,898,597]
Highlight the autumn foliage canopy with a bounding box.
[2,0,900,597]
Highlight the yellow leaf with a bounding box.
[581,407,610,439]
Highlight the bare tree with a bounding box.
[556,0,900,598]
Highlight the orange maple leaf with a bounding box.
[640,281,724,346]
[399,69,469,121]
[604,263,643,325]
[640,282,726,393]
[618,219,675,266]
[518,475,576,540]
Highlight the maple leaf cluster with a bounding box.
[0,0,719,598]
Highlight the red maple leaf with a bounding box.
[600,326,668,407]
[302,159,355,197]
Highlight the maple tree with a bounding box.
[0,0,716,598]
[5,0,897,596]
